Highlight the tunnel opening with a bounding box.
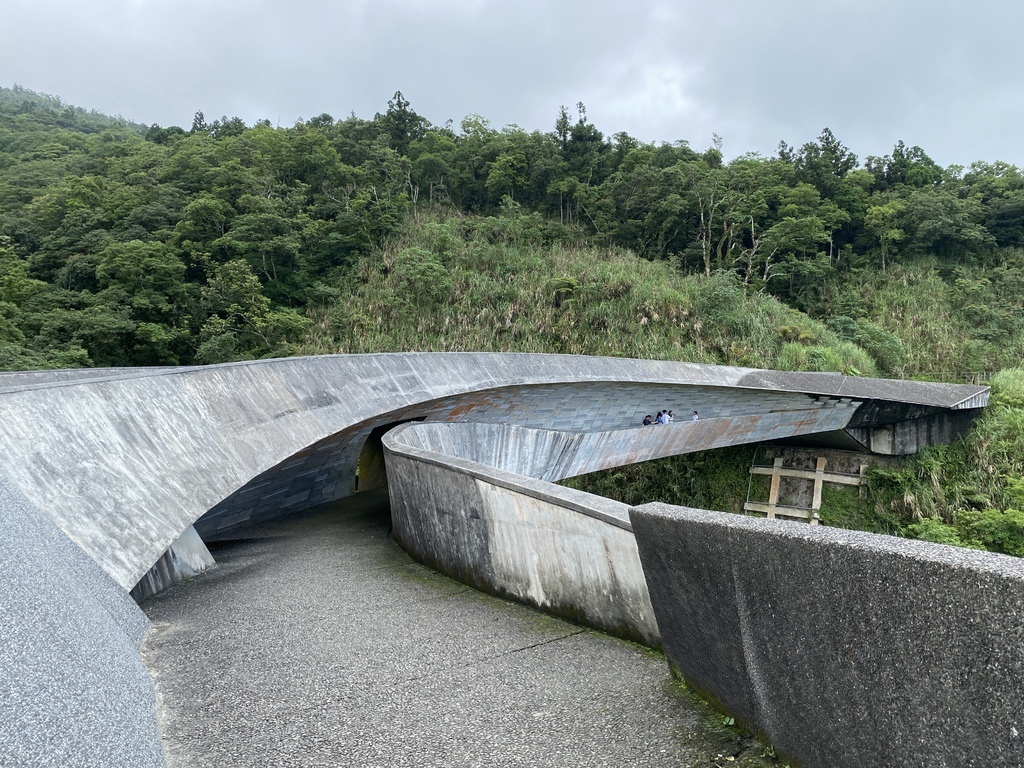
[356,418,425,492]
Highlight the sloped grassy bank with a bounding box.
[303,209,878,374]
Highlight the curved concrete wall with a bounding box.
[0,354,779,589]
[630,503,1024,768]
[194,377,821,543]
[380,400,858,645]
[384,426,659,644]
[392,403,858,482]
[0,353,991,767]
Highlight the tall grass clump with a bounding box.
[835,259,1024,378]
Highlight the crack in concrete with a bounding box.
[397,629,589,686]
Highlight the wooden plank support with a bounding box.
[766,457,783,520]
[811,457,826,510]
[746,455,868,525]
[749,465,863,485]
[743,501,814,519]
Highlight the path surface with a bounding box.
[141,491,701,767]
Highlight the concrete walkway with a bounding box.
[141,491,701,767]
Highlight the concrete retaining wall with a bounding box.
[629,502,1024,768]
[384,427,660,645]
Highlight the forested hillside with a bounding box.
[2,85,1024,375]
[2,84,1022,556]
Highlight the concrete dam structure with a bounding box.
[0,353,1019,767]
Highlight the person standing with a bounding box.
[666,410,674,423]
[691,410,699,421]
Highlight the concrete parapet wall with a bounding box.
[384,428,659,645]
[629,502,1024,768]
[0,478,163,768]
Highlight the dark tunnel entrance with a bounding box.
[356,418,425,492]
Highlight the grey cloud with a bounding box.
[2,0,1022,166]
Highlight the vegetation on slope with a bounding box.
[303,205,876,374]
[1,83,1022,555]
[3,85,1024,374]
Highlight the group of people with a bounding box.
[642,409,698,426]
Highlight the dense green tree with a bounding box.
[3,83,1024,373]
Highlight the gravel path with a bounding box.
[141,491,700,767]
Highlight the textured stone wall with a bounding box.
[629,502,1024,768]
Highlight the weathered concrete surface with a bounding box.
[629,502,1024,768]
[130,526,216,602]
[0,477,163,768]
[385,445,659,644]
[0,354,987,592]
[382,406,856,645]
[194,378,826,541]
[849,409,979,455]
[142,492,700,767]
[391,404,857,483]
[736,370,987,409]
[0,354,772,589]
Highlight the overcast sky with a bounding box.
[4,0,1022,168]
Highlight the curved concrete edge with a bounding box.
[0,353,770,590]
[0,366,183,393]
[0,476,163,768]
[391,405,859,483]
[383,428,658,645]
[629,502,1024,768]
[735,370,989,409]
[384,426,633,529]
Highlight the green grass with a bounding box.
[303,209,877,373]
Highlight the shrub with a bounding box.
[957,508,1024,557]
[907,518,965,547]
[391,247,451,306]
